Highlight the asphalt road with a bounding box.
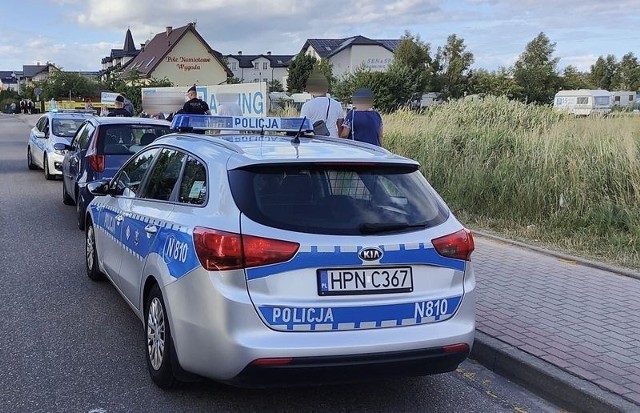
[0,114,560,413]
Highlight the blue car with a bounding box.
[61,116,171,230]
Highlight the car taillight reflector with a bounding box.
[432,229,475,261]
[443,343,470,353]
[87,154,105,173]
[250,357,293,366]
[193,227,299,271]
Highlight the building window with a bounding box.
[263,78,268,83]
[577,97,588,105]
[263,62,268,70]
[254,78,259,82]
[254,63,259,70]
[231,62,237,70]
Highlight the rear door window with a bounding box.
[113,148,161,198]
[73,123,94,151]
[140,149,186,201]
[229,164,449,235]
[177,156,207,205]
[99,124,171,155]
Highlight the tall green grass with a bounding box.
[384,96,640,269]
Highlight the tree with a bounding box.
[40,71,100,100]
[468,67,522,98]
[390,31,434,102]
[589,55,617,90]
[267,79,284,92]
[286,53,317,93]
[513,32,560,104]
[560,65,593,90]
[98,69,172,114]
[314,58,336,91]
[612,52,640,91]
[436,34,474,99]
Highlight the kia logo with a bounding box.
[359,247,383,261]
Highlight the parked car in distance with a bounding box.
[83,114,476,389]
[27,110,94,180]
[61,116,171,230]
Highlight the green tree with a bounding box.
[612,52,640,91]
[314,58,335,91]
[98,69,172,114]
[468,67,523,98]
[286,53,317,93]
[267,79,284,92]
[560,65,593,90]
[436,34,474,99]
[391,31,434,102]
[513,32,560,104]
[589,55,617,90]
[40,71,100,100]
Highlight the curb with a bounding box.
[473,230,640,281]
[470,332,639,413]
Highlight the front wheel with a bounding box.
[86,221,105,281]
[44,154,54,180]
[27,147,37,170]
[77,196,85,231]
[62,182,74,206]
[145,284,179,388]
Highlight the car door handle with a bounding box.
[144,224,158,234]
[115,215,124,223]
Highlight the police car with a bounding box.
[27,110,94,180]
[84,115,476,388]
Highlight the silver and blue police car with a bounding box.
[84,115,476,388]
[27,110,94,180]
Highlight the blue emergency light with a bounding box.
[171,114,312,133]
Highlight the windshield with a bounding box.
[229,164,449,235]
[52,118,85,137]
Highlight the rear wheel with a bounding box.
[27,147,37,170]
[86,221,105,281]
[145,284,179,388]
[44,154,54,180]
[62,182,74,205]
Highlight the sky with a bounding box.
[1,0,639,73]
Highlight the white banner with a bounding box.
[141,83,269,117]
[100,92,121,104]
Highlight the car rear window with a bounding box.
[229,164,449,235]
[98,124,171,155]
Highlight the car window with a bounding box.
[99,124,171,155]
[229,164,449,235]
[141,149,186,201]
[73,123,94,150]
[177,156,207,205]
[113,148,161,198]
[52,118,84,137]
[36,116,48,133]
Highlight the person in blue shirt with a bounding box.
[339,87,383,146]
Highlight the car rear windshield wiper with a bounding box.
[359,221,429,234]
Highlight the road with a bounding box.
[0,114,559,413]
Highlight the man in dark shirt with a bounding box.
[182,85,209,114]
[108,95,132,117]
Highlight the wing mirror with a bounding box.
[86,179,112,196]
[35,131,46,139]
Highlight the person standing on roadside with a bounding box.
[107,95,132,117]
[339,87,383,147]
[300,71,343,138]
[120,93,135,116]
[182,85,209,114]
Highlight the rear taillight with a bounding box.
[193,227,299,271]
[432,229,475,261]
[87,154,105,173]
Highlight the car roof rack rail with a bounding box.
[170,114,313,136]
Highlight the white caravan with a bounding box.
[611,91,637,108]
[553,89,612,115]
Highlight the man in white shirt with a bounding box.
[300,72,344,138]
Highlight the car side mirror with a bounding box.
[35,131,46,139]
[87,179,112,196]
[53,143,71,152]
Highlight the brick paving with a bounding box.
[473,237,640,407]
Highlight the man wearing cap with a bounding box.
[300,71,344,138]
[340,87,383,146]
[108,95,132,117]
[182,85,210,115]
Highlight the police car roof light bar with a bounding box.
[170,115,312,134]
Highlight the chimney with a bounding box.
[140,43,145,51]
[267,51,271,55]
[166,26,172,36]
[238,50,242,55]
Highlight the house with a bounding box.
[100,28,140,78]
[18,63,60,93]
[225,52,294,86]
[121,23,232,87]
[0,71,19,92]
[300,36,401,78]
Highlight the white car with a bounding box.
[27,110,94,179]
[84,115,476,388]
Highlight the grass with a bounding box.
[383,96,640,271]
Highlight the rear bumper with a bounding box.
[229,345,470,388]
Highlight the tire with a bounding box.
[145,284,179,388]
[44,154,54,180]
[77,196,85,231]
[27,147,37,170]
[62,182,74,206]
[85,221,105,281]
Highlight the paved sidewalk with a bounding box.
[471,235,640,413]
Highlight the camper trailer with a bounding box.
[553,89,612,116]
[611,91,637,108]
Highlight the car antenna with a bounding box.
[292,116,307,144]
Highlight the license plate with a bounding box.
[318,267,413,296]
